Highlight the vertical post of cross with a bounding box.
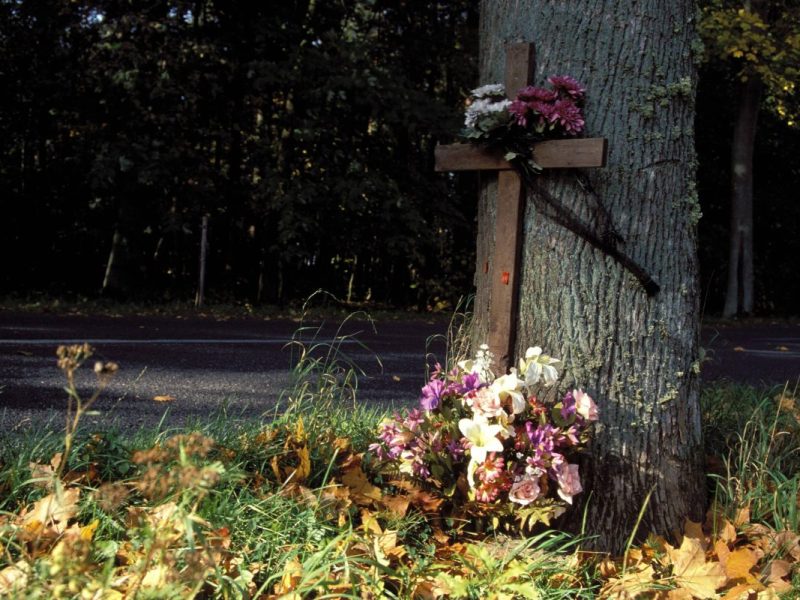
[486,42,535,373]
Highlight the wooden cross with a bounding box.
[434,43,608,373]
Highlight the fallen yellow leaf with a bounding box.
[669,537,727,598]
[80,519,99,541]
[722,582,765,600]
[725,547,760,585]
[153,395,175,402]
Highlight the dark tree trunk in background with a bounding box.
[475,0,705,552]
[723,78,761,317]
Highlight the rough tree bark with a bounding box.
[722,78,761,317]
[474,1,705,552]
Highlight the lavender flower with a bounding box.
[420,378,445,411]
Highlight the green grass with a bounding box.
[1,318,799,597]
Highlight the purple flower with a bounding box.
[420,378,445,411]
[548,75,585,100]
[404,408,425,430]
[458,371,483,395]
[446,438,465,461]
[526,423,556,453]
[561,390,577,420]
[549,99,585,134]
[368,442,387,460]
[517,86,558,102]
[509,99,530,126]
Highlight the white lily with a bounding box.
[458,417,504,464]
[490,373,526,415]
[520,346,561,387]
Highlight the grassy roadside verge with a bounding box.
[1,340,799,597]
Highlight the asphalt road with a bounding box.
[0,311,798,433]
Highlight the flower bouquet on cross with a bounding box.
[462,76,586,175]
[370,343,598,532]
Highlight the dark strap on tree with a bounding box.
[512,159,660,296]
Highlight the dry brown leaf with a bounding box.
[273,556,303,596]
[152,395,175,402]
[27,453,63,489]
[602,564,657,598]
[771,530,800,561]
[360,508,383,535]
[684,519,707,547]
[140,564,170,589]
[720,519,737,545]
[763,559,792,592]
[733,346,745,352]
[0,561,29,595]
[599,558,619,579]
[381,494,410,518]
[721,582,765,600]
[19,487,80,535]
[715,539,732,566]
[734,506,751,527]
[412,580,441,600]
[340,459,382,505]
[775,346,790,352]
[725,547,760,585]
[669,536,727,598]
[667,588,694,600]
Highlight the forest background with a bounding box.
[2,0,798,315]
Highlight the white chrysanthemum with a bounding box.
[464,97,512,129]
[470,83,506,99]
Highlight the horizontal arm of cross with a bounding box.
[434,137,607,172]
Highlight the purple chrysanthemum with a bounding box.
[549,99,585,135]
[517,86,558,102]
[548,75,585,99]
[509,99,530,127]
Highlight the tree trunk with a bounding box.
[722,78,761,317]
[476,0,705,552]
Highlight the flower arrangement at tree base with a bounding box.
[370,344,598,533]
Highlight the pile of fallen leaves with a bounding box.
[600,508,797,599]
[1,418,798,599]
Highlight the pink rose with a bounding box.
[466,387,505,419]
[573,388,598,421]
[554,461,583,504]
[508,475,542,506]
